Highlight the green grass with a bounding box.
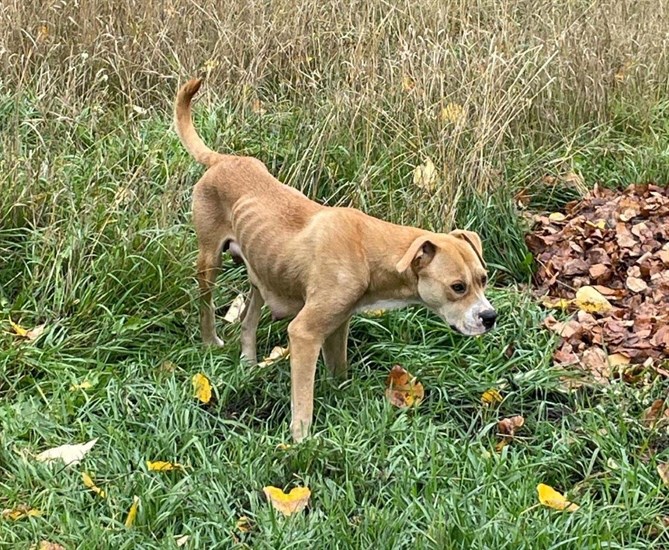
[2,87,669,549]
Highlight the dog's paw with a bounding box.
[240,352,257,365]
[203,336,225,348]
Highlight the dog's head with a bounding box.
[396,229,496,336]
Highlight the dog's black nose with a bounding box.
[479,309,497,329]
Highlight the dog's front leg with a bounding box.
[322,318,350,379]
[240,286,263,364]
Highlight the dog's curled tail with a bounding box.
[174,78,223,167]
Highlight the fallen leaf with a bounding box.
[124,496,140,528]
[175,535,190,547]
[69,380,93,391]
[626,276,648,293]
[251,98,267,115]
[481,388,503,405]
[258,346,290,367]
[413,158,438,192]
[146,460,185,472]
[36,438,98,466]
[607,353,630,368]
[540,296,572,310]
[38,543,65,550]
[263,486,310,516]
[192,373,212,404]
[8,319,29,337]
[82,472,106,498]
[385,365,424,408]
[276,443,291,451]
[1,505,41,520]
[658,463,669,486]
[401,74,415,92]
[223,294,246,323]
[574,286,613,314]
[548,212,567,222]
[497,415,525,437]
[440,102,466,125]
[362,309,386,318]
[581,347,610,384]
[537,483,579,512]
[643,399,669,428]
[236,516,253,533]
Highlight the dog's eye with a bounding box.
[451,282,466,293]
[481,275,488,286]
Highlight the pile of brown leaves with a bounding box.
[526,183,669,382]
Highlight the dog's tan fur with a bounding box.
[175,78,496,441]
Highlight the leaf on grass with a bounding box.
[82,472,106,498]
[263,486,310,516]
[276,443,291,451]
[124,496,140,528]
[175,535,190,547]
[146,460,185,472]
[1,505,41,520]
[481,388,503,405]
[192,373,212,404]
[362,309,386,318]
[498,415,524,437]
[236,516,253,533]
[223,294,246,323]
[258,346,290,368]
[413,158,438,192]
[70,380,93,391]
[643,399,669,428]
[537,483,579,512]
[607,353,630,368]
[574,286,613,314]
[36,438,98,466]
[385,365,424,408]
[440,102,466,125]
[401,74,415,92]
[38,542,65,550]
[658,463,669,487]
[8,319,29,337]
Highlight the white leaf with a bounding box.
[223,294,246,323]
[36,438,98,466]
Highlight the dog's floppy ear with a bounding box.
[450,229,485,268]
[396,235,436,273]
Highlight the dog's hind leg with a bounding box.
[196,243,225,347]
[240,285,264,364]
[322,318,350,379]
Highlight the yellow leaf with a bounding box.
[574,286,613,314]
[258,346,290,367]
[548,212,566,222]
[263,486,311,516]
[192,373,212,404]
[586,219,607,230]
[81,472,106,498]
[362,309,386,318]
[124,495,140,528]
[276,443,291,451]
[175,535,190,547]
[39,542,65,550]
[440,102,466,125]
[401,74,415,92]
[236,516,253,532]
[481,389,503,405]
[36,438,98,466]
[202,58,218,73]
[607,353,630,368]
[70,380,93,391]
[8,320,29,337]
[540,296,572,310]
[223,294,246,323]
[413,158,438,192]
[537,483,579,512]
[146,460,185,472]
[385,365,424,408]
[1,505,41,520]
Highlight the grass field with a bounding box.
[2,0,669,548]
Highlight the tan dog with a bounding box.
[174,78,497,442]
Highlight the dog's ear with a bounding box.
[450,229,485,267]
[396,236,436,273]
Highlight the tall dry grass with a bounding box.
[1,0,668,227]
